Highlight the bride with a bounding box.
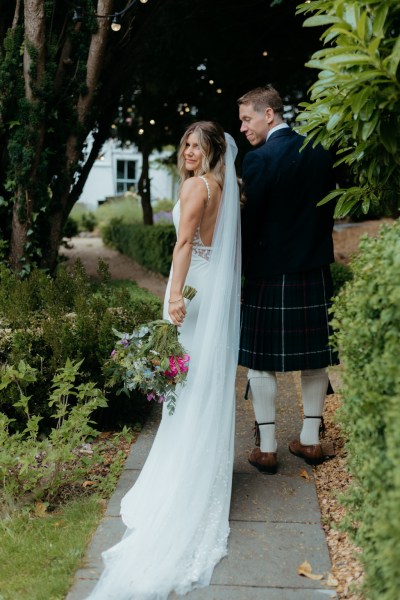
[87,121,241,599]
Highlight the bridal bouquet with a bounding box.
[106,285,197,415]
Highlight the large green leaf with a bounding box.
[303,14,341,27]
[386,36,400,77]
[351,87,373,115]
[361,111,380,140]
[372,4,389,38]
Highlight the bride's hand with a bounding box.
[168,297,186,327]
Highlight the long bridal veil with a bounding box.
[87,133,241,600]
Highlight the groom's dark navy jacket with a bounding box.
[241,127,336,278]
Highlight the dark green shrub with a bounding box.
[80,211,97,232]
[153,198,174,213]
[0,262,161,429]
[330,262,353,297]
[332,220,400,600]
[62,216,79,238]
[101,221,175,276]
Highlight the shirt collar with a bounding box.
[266,122,290,141]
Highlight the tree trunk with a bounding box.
[9,196,28,271]
[9,0,46,272]
[138,145,153,225]
[41,115,113,272]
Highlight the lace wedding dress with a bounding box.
[87,134,241,600]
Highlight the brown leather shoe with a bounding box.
[288,439,333,465]
[248,447,278,474]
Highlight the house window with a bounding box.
[116,160,137,193]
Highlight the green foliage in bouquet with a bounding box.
[0,261,161,429]
[0,359,107,512]
[331,220,400,600]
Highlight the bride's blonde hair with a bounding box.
[177,121,226,189]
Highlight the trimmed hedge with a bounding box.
[101,219,175,276]
[332,220,400,600]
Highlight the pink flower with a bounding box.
[158,394,165,404]
[164,354,190,378]
[147,392,155,401]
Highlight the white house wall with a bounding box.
[78,138,177,209]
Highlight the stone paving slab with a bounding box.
[170,586,336,600]
[82,516,125,571]
[230,472,320,524]
[105,469,140,517]
[210,521,331,588]
[66,576,97,599]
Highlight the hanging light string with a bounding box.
[72,0,149,31]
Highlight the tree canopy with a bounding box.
[0,0,321,273]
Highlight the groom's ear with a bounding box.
[264,107,274,124]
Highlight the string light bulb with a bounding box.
[111,15,122,31]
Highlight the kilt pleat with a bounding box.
[239,266,339,372]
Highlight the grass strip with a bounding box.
[0,495,104,600]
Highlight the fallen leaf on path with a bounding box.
[83,480,97,487]
[299,468,310,479]
[297,560,324,580]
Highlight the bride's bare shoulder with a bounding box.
[180,177,208,202]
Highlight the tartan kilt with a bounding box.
[239,266,339,372]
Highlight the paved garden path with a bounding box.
[64,236,337,600]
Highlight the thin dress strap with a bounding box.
[198,175,211,206]
[192,175,212,260]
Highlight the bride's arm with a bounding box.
[168,177,206,326]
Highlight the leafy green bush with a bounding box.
[62,216,79,239]
[0,262,161,428]
[330,262,353,297]
[80,211,97,232]
[332,220,400,600]
[0,359,107,511]
[297,0,400,219]
[101,221,175,276]
[153,198,174,213]
[96,193,143,225]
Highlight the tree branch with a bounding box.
[23,0,45,101]
[12,0,21,29]
[76,0,114,124]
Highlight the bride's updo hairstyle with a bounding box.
[178,121,226,189]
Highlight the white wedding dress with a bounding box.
[87,134,241,600]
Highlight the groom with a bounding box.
[238,85,338,474]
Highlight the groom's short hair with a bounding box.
[237,85,284,117]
